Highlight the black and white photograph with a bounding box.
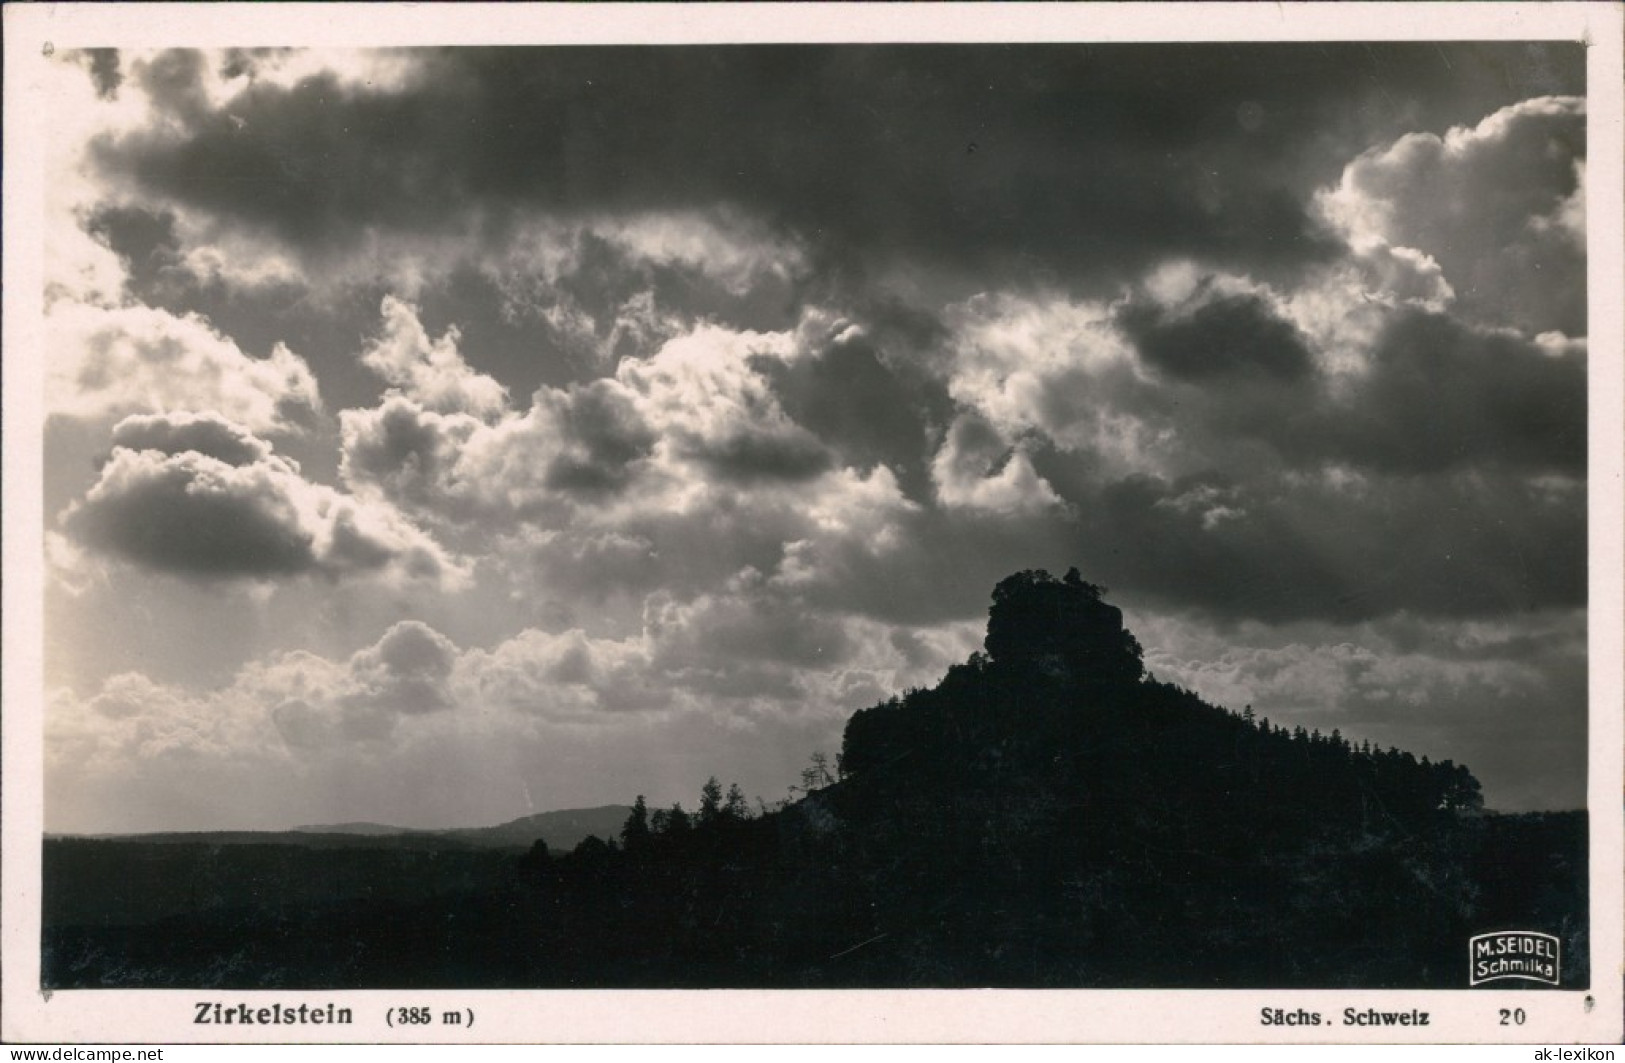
[3,2,1621,1045]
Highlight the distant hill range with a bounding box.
[291,821,412,836]
[296,805,633,851]
[62,805,632,853]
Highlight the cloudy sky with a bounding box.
[36,41,1589,832]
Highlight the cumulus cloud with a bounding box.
[65,448,323,577]
[340,380,662,524]
[47,302,321,432]
[343,307,841,519]
[340,396,489,517]
[293,596,956,734]
[252,622,465,747]
[348,620,460,715]
[47,215,132,309]
[43,49,168,308]
[110,409,274,465]
[335,315,923,633]
[332,266,1585,631]
[941,292,1166,476]
[62,415,467,587]
[930,414,1063,515]
[615,322,830,483]
[459,627,665,721]
[44,617,481,826]
[45,530,110,598]
[49,673,251,771]
[1316,96,1586,335]
[251,621,461,746]
[361,295,509,419]
[649,576,851,675]
[532,379,660,493]
[490,458,920,617]
[490,210,809,314]
[342,310,912,548]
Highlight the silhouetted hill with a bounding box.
[42,570,1587,990]
[794,570,1520,985]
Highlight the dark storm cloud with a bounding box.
[687,426,834,485]
[95,60,441,249]
[91,44,1584,292]
[1118,291,1314,381]
[64,450,319,577]
[1316,310,1586,476]
[63,440,464,585]
[1019,309,1588,621]
[1038,463,1585,625]
[135,48,212,123]
[338,397,480,517]
[542,230,803,350]
[85,204,187,299]
[541,379,658,493]
[415,264,604,390]
[753,333,954,501]
[1112,300,1586,479]
[1074,473,1356,623]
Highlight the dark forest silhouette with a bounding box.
[43,569,1587,988]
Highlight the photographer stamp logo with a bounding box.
[1470,930,1561,986]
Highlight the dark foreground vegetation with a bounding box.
[44,570,1587,989]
